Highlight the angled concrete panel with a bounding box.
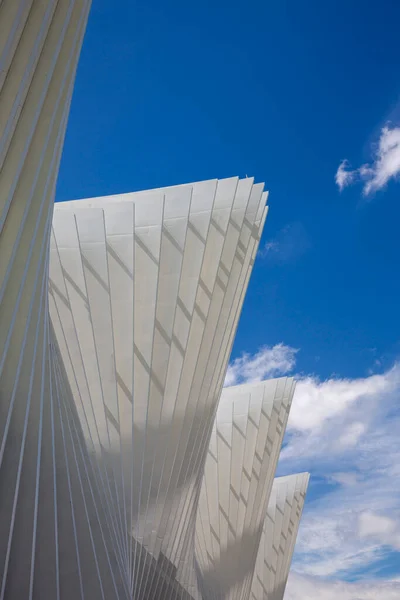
[250,473,309,600]
[194,378,295,600]
[49,178,268,598]
[0,2,130,598]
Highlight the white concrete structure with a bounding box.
[0,2,130,599]
[50,178,268,597]
[250,474,309,600]
[194,379,296,600]
[0,2,309,599]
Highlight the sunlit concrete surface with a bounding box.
[50,178,268,597]
[194,379,295,600]
[250,473,310,600]
[0,1,129,598]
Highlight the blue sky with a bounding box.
[57,1,400,597]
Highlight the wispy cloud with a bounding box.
[286,573,400,600]
[224,343,297,386]
[259,222,310,263]
[335,159,356,191]
[335,124,400,196]
[225,345,400,596]
[285,367,398,434]
[359,511,400,550]
[280,363,400,582]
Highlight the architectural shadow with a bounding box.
[195,525,263,599]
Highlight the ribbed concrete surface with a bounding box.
[194,379,295,600]
[0,2,130,598]
[250,473,309,600]
[50,178,268,597]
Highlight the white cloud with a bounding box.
[364,126,400,194]
[285,573,400,600]
[329,471,360,487]
[335,159,356,191]
[337,421,366,448]
[286,367,398,433]
[224,343,297,386]
[335,125,400,195]
[281,364,400,583]
[359,511,400,550]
